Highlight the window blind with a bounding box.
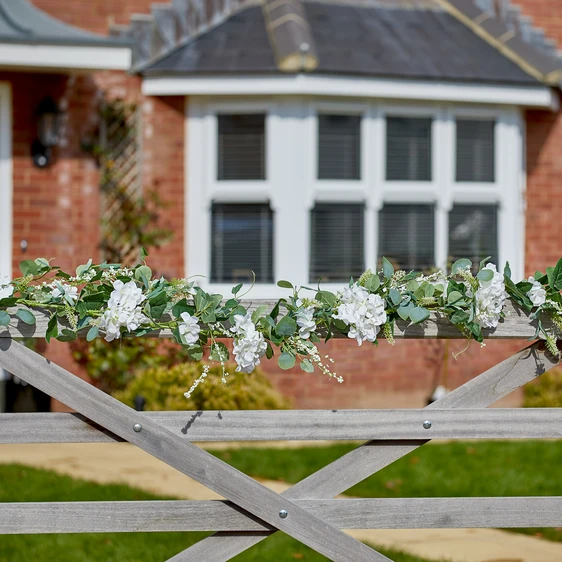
[386,117,432,181]
[217,114,265,180]
[378,204,435,271]
[318,114,361,180]
[456,119,495,182]
[211,203,273,283]
[310,203,364,282]
[448,204,498,268]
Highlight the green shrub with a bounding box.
[71,338,190,394]
[524,368,562,407]
[114,362,291,411]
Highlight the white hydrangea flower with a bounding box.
[50,282,79,305]
[231,312,267,373]
[178,312,201,346]
[474,264,507,329]
[0,276,14,300]
[527,276,546,307]
[296,306,316,340]
[333,284,387,346]
[99,280,148,342]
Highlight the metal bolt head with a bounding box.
[423,420,432,430]
[279,509,288,519]
[133,423,143,433]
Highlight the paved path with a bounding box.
[2,443,562,562]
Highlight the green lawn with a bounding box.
[213,440,562,543]
[0,464,441,562]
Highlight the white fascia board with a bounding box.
[143,74,558,110]
[0,43,132,72]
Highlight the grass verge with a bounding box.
[0,464,443,562]
[212,439,562,543]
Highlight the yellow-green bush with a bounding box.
[114,362,291,410]
[524,368,562,408]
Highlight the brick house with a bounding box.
[1,0,562,411]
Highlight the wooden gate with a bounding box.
[1,301,561,561]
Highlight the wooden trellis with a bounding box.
[0,301,561,562]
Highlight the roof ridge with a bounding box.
[438,0,562,85]
[113,0,260,70]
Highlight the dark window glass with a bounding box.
[211,203,273,283]
[217,114,265,180]
[379,204,435,271]
[386,117,432,181]
[318,114,361,180]
[448,204,498,268]
[456,119,495,182]
[310,203,364,282]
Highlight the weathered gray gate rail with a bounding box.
[0,301,561,562]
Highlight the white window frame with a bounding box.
[186,96,524,298]
[0,82,12,281]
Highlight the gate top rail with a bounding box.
[0,300,550,340]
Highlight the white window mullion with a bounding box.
[436,106,453,271]
[270,99,309,287]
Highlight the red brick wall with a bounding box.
[32,0,155,35]
[6,3,185,410]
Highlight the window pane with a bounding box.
[211,204,273,283]
[386,117,432,181]
[218,114,265,180]
[448,204,498,268]
[379,204,435,271]
[456,119,495,182]
[318,114,361,180]
[310,203,364,282]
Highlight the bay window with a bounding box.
[187,99,523,296]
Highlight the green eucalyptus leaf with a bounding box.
[382,257,394,279]
[451,258,472,275]
[16,308,36,325]
[551,258,562,291]
[86,325,99,342]
[265,342,274,360]
[389,288,401,306]
[476,269,494,282]
[409,306,430,324]
[275,315,297,337]
[316,291,336,307]
[76,259,93,277]
[447,291,463,304]
[20,260,38,277]
[56,329,77,342]
[135,265,152,288]
[478,256,491,271]
[407,280,419,292]
[424,283,435,298]
[449,310,469,324]
[251,305,268,324]
[0,310,10,327]
[397,302,414,321]
[277,280,293,289]
[300,359,314,373]
[278,352,296,370]
[364,274,380,292]
[504,262,512,279]
[45,314,58,343]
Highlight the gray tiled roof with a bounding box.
[142,1,538,85]
[0,0,129,47]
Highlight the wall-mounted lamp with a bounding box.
[32,96,63,168]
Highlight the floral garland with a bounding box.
[1,252,561,397]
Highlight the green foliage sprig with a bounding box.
[1,253,561,389]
